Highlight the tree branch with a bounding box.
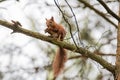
[78,0,118,29]
[54,0,79,48]
[115,2,120,79]
[64,0,83,47]
[97,0,120,22]
[0,20,115,74]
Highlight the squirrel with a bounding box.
[45,17,67,79]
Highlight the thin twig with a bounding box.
[64,0,84,47]
[97,0,120,22]
[54,0,79,49]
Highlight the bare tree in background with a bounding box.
[0,0,119,80]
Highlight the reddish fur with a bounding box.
[45,16,66,41]
[45,17,67,79]
[52,47,67,79]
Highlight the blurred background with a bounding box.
[0,0,119,80]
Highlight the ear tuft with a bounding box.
[51,16,54,21]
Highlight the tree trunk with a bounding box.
[115,2,120,80]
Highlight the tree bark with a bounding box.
[115,2,120,80]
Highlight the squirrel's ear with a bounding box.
[51,16,54,21]
[45,18,48,21]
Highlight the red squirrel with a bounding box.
[45,17,67,79]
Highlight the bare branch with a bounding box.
[64,0,84,47]
[78,0,118,29]
[97,0,120,22]
[93,0,119,6]
[54,0,79,49]
[0,19,115,74]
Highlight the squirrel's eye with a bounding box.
[50,21,52,24]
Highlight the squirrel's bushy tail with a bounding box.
[52,47,67,79]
